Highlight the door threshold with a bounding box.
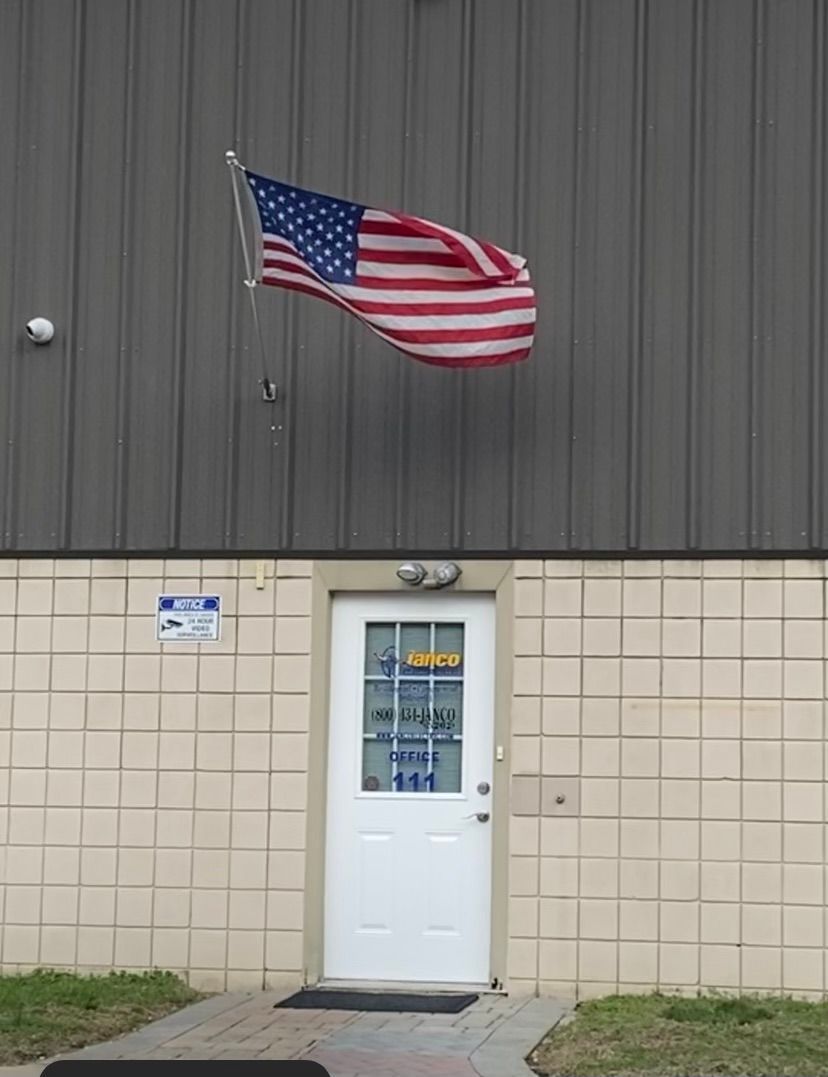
[316,978,502,994]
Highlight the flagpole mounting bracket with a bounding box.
[260,378,278,403]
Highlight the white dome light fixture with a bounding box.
[25,318,55,344]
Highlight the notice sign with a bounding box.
[156,594,221,642]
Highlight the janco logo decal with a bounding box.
[405,650,461,668]
[374,646,462,677]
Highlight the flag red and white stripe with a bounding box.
[251,188,535,368]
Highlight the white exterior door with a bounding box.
[324,593,495,985]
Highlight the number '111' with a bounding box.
[392,771,435,792]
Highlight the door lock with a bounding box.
[464,811,490,823]
[477,781,491,795]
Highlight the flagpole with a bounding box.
[225,149,277,402]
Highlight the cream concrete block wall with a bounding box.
[510,558,828,1000]
[0,557,312,992]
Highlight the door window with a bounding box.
[362,621,464,794]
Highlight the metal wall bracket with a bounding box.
[260,378,278,403]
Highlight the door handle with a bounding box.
[464,811,490,823]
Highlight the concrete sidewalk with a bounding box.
[1,991,570,1077]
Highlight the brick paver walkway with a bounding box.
[55,990,570,1076]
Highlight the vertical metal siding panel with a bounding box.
[221,0,251,551]
[566,0,591,553]
[335,0,360,551]
[747,0,768,552]
[221,0,276,551]
[109,0,138,552]
[791,0,818,550]
[286,0,352,552]
[685,0,706,551]
[230,0,296,550]
[7,0,80,549]
[506,0,529,552]
[390,0,420,554]
[276,0,305,553]
[812,0,828,548]
[222,2,248,552]
[697,0,753,550]
[339,0,410,551]
[121,0,190,550]
[59,0,88,551]
[759,0,815,549]
[514,0,580,551]
[0,1,24,550]
[450,0,474,551]
[637,0,694,549]
[568,0,596,553]
[67,0,129,549]
[165,0,195,552]
[176,0,239,550]
[370,0,469,551]
[239,0,305,554]
[459,0,519,551]
[571,0,637,549]
[624,0,647,551]
[391,0,468,551]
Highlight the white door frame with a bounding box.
[299,561,514,992]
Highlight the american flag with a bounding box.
[244,170,536,368]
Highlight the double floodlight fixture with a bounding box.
[396,560,462,590]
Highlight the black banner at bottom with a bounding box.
[43,1062,329,1076]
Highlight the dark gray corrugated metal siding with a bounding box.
[1,0,827,554]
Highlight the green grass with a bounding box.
[529,993,828,1077]
[0,969,202,1064]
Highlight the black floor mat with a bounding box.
[275,989,479,1013]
